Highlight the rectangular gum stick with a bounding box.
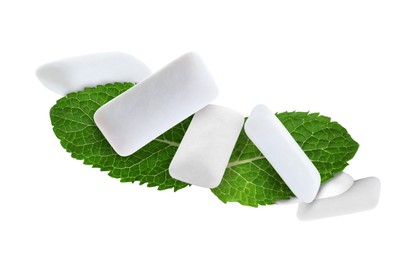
[244,105,321,203]
[169,105,244,188]
[94,52,219,156]
[36,52,151,95]
[297,177,381,220]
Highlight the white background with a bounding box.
[0,0,414,259]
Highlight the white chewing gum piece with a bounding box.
[169,105,244,188]
[244,105,321,203]
[275,172,354,205]
[94,52,219,157]
[316,172,354,199]
[297,177,381,221]
[36,52,151,95]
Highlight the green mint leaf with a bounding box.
[50,83,359,206]
[50,82,191,191]
[211,112,359,207]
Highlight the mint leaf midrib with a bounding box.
[227,156,265,168]
[154,138,180,147]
